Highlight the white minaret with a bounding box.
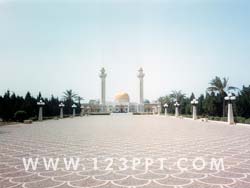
[99,67,107,111]
[137,68,145,112]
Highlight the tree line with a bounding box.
[158,77,250,123]
[0,76,250,123]
[0,90,82,121]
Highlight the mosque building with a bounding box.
[106,92,138,113]
[87,68,159,114]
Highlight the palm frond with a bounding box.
[222,77,229,88]
[207,86,218,92]
[228,86,238,91]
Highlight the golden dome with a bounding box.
[114,92,130,103]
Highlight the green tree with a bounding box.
[207,76,237,117]
[44,95,60,117]
[197,94,205,116]
[76,96,84,105]
[0,95,3,119]
[236,85,250,118]
[170,90,186,102]
[204,92,219,116]
[22,92,37,118]
[63,90,78,115]
[2,91,12,121]
[63,90,78,102]
[184,93,195,115]
[170,90,186,115]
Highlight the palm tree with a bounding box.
[62,90,78,104]
[207,76,237,116]
[76,96,84,105]
[170,90,186,102]
[158,95,171,105]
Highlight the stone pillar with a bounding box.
[137,68,145,112]
[157,105,161,115]
[228,103,234,124]
[174,102,180,117]
[80,105,85,117]
[175,107,179,117]
[192,105,197,120]
[59,103,64,119]
[38,107,43,121]
[224,94,236,125]
[99,68,107,112]
[60,108,63,119]
[164,104,168,116]
[72,104,76,117]
[191,99,198,120]
[37,100,45,121]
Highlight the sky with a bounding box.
[0,0,250,102]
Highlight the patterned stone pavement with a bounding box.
[1,114,250,188]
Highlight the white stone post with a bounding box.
[80,105,85,117]
[99,68,107,112]
[175,107,179,117]
[137,68,145,112]
[59,103,65,119]
[38,107,43,121]
[72,104,77,117]
[225,94,236,125]
[191,99,198,120]
[227,103,234,124]
[174,101,180,117]
[37,100,45,121]
[164,103,168,116]
[193,106,197,120]
[157,104,161,115]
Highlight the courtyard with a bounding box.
[0,115,250,188]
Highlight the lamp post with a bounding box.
[163,103,168,116]
[80,105,85,117]
[191,99,198,120]
[59,103,65,119]
[224,93,236,124]
[72,104,77,117]
[37,100,45,121]
[174,101,180,117]
[157,104,161,115]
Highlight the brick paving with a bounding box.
[0,114,250,188]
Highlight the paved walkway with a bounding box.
[0,115,250,188]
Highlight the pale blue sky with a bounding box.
[0,0,249,102]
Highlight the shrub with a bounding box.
[208,116,227,122]
[235,116,246,123]
[14,111,28,122]
[244,118,250,124]
[214,116,221,121]
[221,117,227,122]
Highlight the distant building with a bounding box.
[85,68,159,114]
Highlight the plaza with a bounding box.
[1,115,250,188]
